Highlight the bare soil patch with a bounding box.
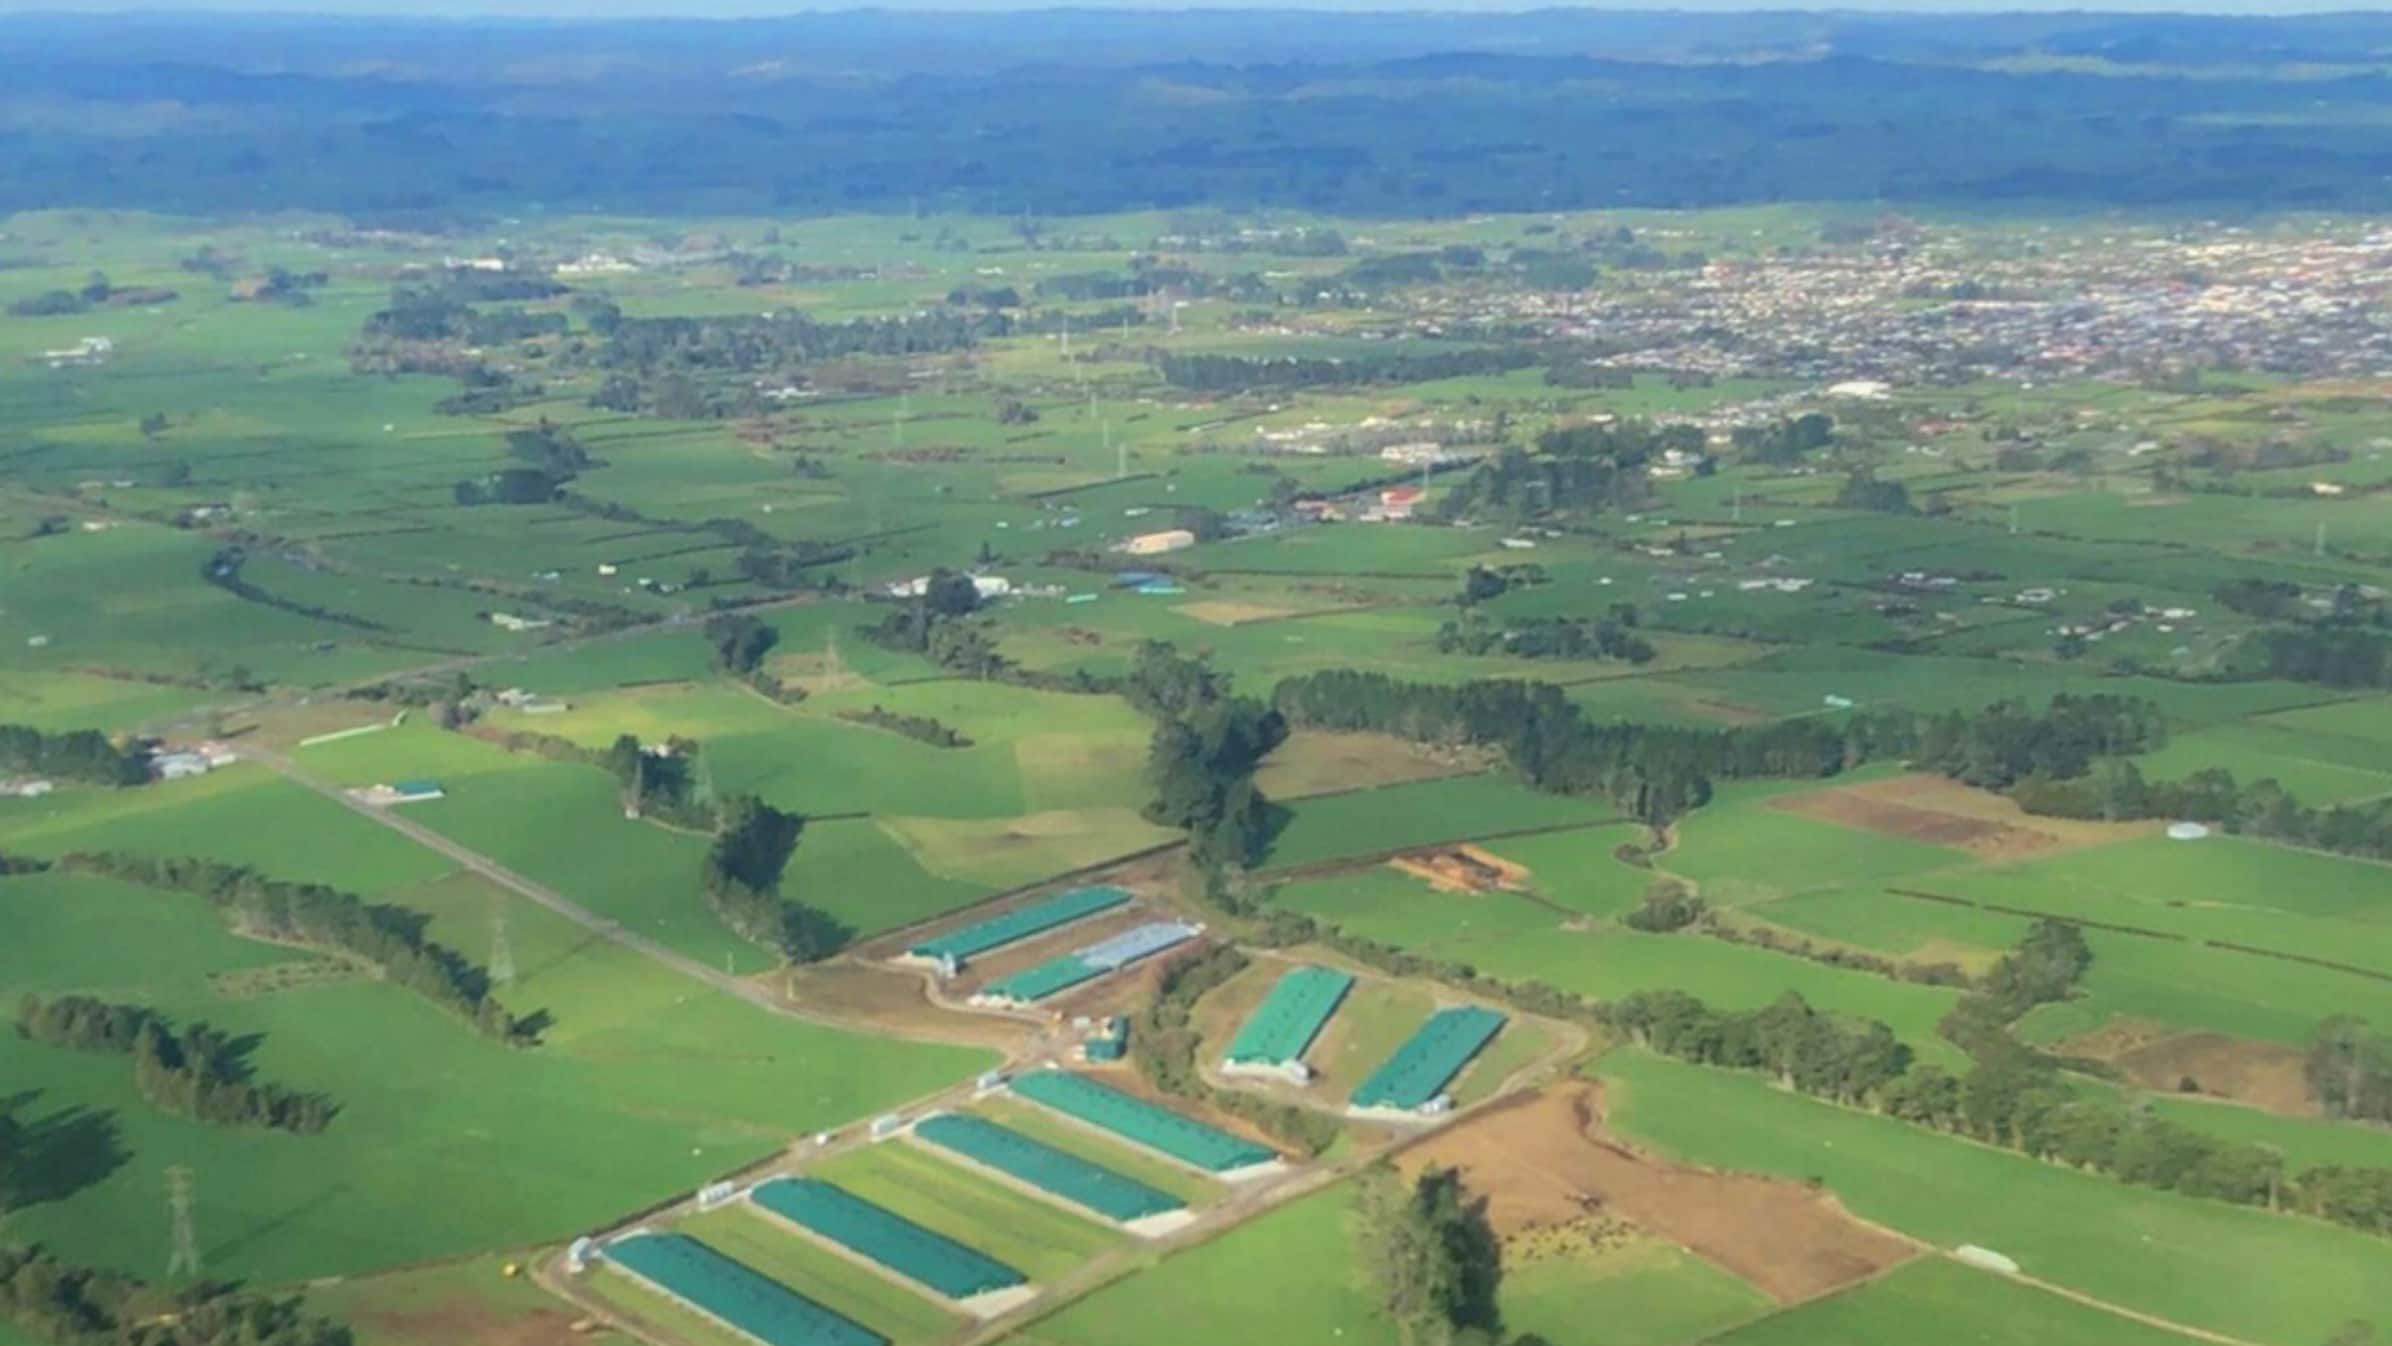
[1769,773,2148,859]
[783,960,1027,1048]
[1389,843,1533,894]
[350,1302,592,1346]
[1176,600,1298,626]
[1401,1082,1912,1303]
[2062,1022,2319,1116]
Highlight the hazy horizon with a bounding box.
[1,0,2383,17]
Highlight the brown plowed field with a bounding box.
[1768,773,2151,858]
[2067,1023,2317,1116]
[1400,1082,1912,1303]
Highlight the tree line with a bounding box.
[1433,612,1655,665]
[36,853,531,1044]
[1271,672,2164,826]
[2308,1018,2392,1125]
[1154,348,1533,394]
[15,995,336,1135]
[0,725,148,787]
[2012,760,2392,866]
[0,1242,351,1346]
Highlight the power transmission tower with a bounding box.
[489,902,515,987]
[1731,486,1743,524]
[165,1167,200,1280]
[2008,503,2020,536]
[825,626,845,681]
[2316,521,2327,557]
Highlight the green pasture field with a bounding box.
[0,668,216,733]
[1260,774,1619,870]
[1922,834,2392,985]
[1478,826,1651,919]
[297,723,759,968]
[966,1097,1225,1208]
[1006,1182,1393,1346]
[0,868,989,1286]
[0,765,451,894]
[1744,886,2028,968]
[876,809,1176,893]
[1665,784,1972,905]
[1712,1257,2200,1346]
[678,1205,963,1346]
[1446,1016,1558,1107]
[1499,1237,1772,1346]
[2130,721,2392,805]
[2139,1095,2392,1174]
[2255,695,2392,747]
[2018,930,2392,1049]
[804,1137,1123,1281]
[1269,866,1969,1068]
[1599,1050,2390,1346]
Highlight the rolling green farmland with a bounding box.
[1499,1238,1771,1346]
[1600,1050,2391,1346]
[1712,1257,2202,1346]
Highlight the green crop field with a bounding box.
[1599,1050,2390,1346]
[1713,1257,2203,1346]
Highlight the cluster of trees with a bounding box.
[581,309,995,418]
[15,995,336,1135]
[835,706,971,748]
[598,735,713,831]
[735,541,857,589]
[699,796,844,962]
[1834,470,1913,514]
[1128,944,1340,1155]
[1933,918,2093,1059]
[1135,644,1285,872]
[49,853,530,1043]
[1154,347,1533,393]
[5,271,177,316]
[0,1244,352,1346]
[2308,1018,2392,1124]
[0,725,147,786]
[453,420,592,505]
[1732,412,1836,465]
[1909,695,2167,792]
[1356,1165,1523,1346]
[2257,627,2390,689]
[703,614,779,676]
[1427,419,1692,522]
[1433,613,1654,664]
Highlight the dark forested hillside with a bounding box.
[4,11,2392,218]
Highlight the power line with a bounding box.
[166,1166,200,1280]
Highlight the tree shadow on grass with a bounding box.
[3,1089,132,1208]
